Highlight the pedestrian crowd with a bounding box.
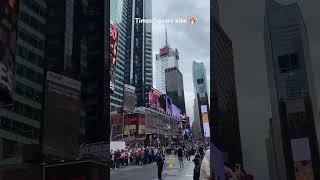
[110,142,208,180]
[110,146,163,169]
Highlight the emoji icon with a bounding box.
[190,17,196,25]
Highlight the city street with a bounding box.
[110,155,195,180]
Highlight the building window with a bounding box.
[15,64,42,84]
[19,11,45,34]
[21,0,47,18]
[197,78,204,84]
[0,117,39,140]
[17,45,44,67]
[14,82,41,102]
[278,54,290,73]
[278,52,299,73]
[13,101,41,121]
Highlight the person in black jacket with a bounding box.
[193,154,201,180]
[156,152,165,180]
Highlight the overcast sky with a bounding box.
[152,0,210,123]
[219,0,320,179]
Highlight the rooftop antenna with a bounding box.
[165,23,168,47]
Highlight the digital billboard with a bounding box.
[201,105,210,137]
[172,104,181,119]
[0,0,18,104]
[109,21,117,93]
[159,47,169,57]
[166,95,172,115]
[290,138,314,180]
[159,94,166,112]
[148,88,161,110]
[183,125,192,140]
[124,113,145,138]
[43,71,81,159]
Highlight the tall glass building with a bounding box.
[0,0,46,161]
[212,20,243,165]
[192,61,209,140]
[165,67,185,113]
[124,0,152,107]
[155,29,179,94]
[110,0,126,112]
[265,0,320,179]
[192,61,208,96]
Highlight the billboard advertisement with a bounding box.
[159,94,166,112]
[290,138,314,180]
[172,104,181,119]
[124,113,145,137]
[201,105,210,137]
[0,0,18,104]
[166,95,172,115]
[148,88,161,110]
[183,125,192,140]
[43,71,81,159]
[160,47,169,57]
[109,21,118,93]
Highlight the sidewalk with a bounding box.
[110,161,156,173]
[162,155,195,180]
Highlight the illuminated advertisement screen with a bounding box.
[160,47,169,57]
[201,105,210,137]
[172,104,181,119]
[148,88,161,110]
[109,21,117,93]
[183,127,191,137]
[159,94,166,112]
[124,114,145,137]
[291,138,314,180]
[166,95,172,115]
[0,0,18,104]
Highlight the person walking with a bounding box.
[125,150,129,166]
[115,149,121,168]
[144,147,149,164]
[192,154,201,180]
[111,150,115,169]
[177,147,184,168]
[141,148,145,165]
[154,147,158,162]
[148,147,153,164]
[156,152,165,180]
